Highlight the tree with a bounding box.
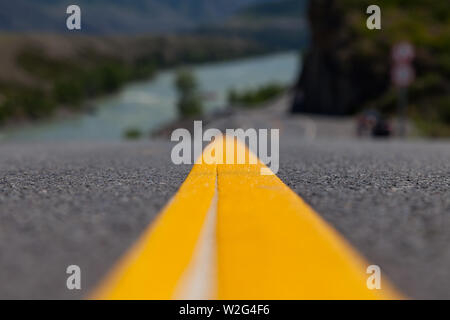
[175,69,203,117]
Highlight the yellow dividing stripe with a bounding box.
[217,138,397,299]
[92,136,400,300]
[91,147,217,299]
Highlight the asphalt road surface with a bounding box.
[0,98,449,299]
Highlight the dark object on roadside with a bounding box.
[357,110,392,138]
[372,119,392,137]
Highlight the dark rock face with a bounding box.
[291,0,388,115]
[292,0,345,115]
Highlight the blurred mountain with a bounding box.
[196,0,308,49]
[238,0,306,17]
[0,0,285,33]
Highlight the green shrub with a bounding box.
[175,69,203,117]
[54,78,84,106]
[228,83,286,107]
[123,128,143,140]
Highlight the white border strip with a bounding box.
[174,179,218,300]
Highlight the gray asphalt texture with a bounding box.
[279,139,450,299]
[0,141,190,299]
[0,100,449,299]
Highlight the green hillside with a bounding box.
[346,0,450,136]
[0,34,262,124]
[294,0,450,136]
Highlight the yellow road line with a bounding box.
[92,145,217,300]
[217,138,397,299]
[92,136,400,300]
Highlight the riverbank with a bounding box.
[0,33,265,126]
[1,52,300,142]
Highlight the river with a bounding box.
[1,52,300,142]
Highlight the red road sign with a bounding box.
[392,63,415,88]
[392,42,415,87]
[392,42,415,63]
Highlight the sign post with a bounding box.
[391,42,415,137]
